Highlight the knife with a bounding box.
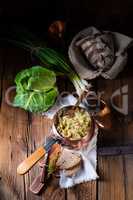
[17,137,58,175]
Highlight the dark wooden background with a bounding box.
[0,0,133,36]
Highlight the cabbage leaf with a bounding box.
[13,66,58,112]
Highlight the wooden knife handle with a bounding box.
[17,147,46,175]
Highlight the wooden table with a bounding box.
[0,47,133,200]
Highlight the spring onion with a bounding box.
[8,31,91,96]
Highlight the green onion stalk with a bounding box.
[8,36,91,97]
[35,47,91,96]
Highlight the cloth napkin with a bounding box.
[44,94,99,188]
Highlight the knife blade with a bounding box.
[17,137,58,175]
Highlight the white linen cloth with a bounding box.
[44,94,99,188]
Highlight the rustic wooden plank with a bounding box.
[42,177,66,200]
[0,48,4,110]
[67,181,97,200]
[96,64,133,200]
[127,121,133,145]
[98,145,133,156]
[119,67,133,145]
[98,156,125,200]
[124,154,133,200]
[96,77,126,147]
[97,62,133,147]
[0,48,30,200]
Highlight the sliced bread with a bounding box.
[56,148,81,170]
[64,163,81,177]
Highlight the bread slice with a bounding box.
[64,163,81,177]
[56,148,81,170]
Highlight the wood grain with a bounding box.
[120,68,133,145]
[98,156,125,200]
[67,181,97,200]
[97,77,125,147]
[0,48,29,199]
[124,155,133,200]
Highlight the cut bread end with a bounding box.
[64,162,81,177]
[56,148,81,170]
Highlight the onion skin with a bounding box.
[48,21,65,39]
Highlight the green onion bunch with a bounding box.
[8,31,91,97]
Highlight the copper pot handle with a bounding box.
[96,100,110,117]
[94,100,111,129]
[94,119,104,128]
[5,86,16,106]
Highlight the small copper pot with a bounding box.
[52,106,96,149]
[52,100,111,149]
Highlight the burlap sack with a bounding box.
[68,27,133,79]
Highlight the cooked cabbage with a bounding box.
[57,108,91,140]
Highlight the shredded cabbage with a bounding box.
[57,108,91,140]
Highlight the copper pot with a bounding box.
[52,105,96,149]
[52,99,111,149]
